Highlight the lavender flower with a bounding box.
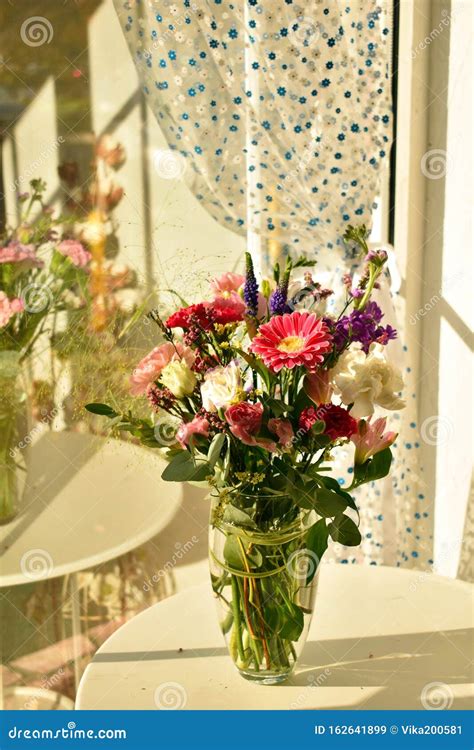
[243,252,258,317]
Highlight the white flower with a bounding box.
[160,361,196,398]
[331,343,405,418]
[200,361,243,412]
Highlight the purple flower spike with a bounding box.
[244,252,259,317]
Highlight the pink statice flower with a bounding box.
[130,342,195,396]
[351,417,397,464]
[0,291,24,327]
[0,241,43,268]
[176,416,210,449]
[57,239,92,268]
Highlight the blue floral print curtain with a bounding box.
[113,0,435,572]
[113,0,392,264]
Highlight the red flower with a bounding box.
[166,303,213,330]
[225,401,277,452]
[298,404,357,441]
[250,311,332,373]
[212,297,245,324]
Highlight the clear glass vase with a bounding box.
[209,490,321,685]
[0,365,27,525]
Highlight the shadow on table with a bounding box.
[0,432,102,554]
[291,626,474,709]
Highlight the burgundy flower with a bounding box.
[298,404,357,441]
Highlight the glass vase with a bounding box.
[209,490,321,685]
[0,365,26,525]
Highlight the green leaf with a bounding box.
[320,476,359,516]
[222,505,257,529]
[279,602,304,641]
[85,403,118,418]
[353,447,393,487]
[262,396,292,416]
[328,514,362,547]
[313,488,348,517]
[310,420,326,436]
[207,433,225,469]
[235,348,274,391]
[161,451,211,482]
[223,535,262,570]
[305,519,329,584]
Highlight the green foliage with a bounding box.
[328,514,362,546]
[352,448,393,488]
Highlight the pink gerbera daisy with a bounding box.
[250,311,332,373]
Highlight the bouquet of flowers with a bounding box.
[0,178,91,522]
[87,225,404,683]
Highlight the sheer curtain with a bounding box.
[113,0,434,570]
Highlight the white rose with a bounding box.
[160,361,196,398]
[331,343,405,418]
[200,361,243,412]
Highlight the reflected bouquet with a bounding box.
[0,178,92,522]
[87,225,404,683]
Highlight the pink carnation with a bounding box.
[0,291,24,328]
[268,418,294,447]
[57,239,92,268]
[130,342,195,396]
[210,272,245,295]
[225,401,277,452]
[176,416,210,449]
[0,241,43,268]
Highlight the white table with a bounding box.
[0,431,182,694]
[76,565,474,710]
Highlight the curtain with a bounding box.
[113,0,434,571]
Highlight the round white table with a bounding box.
[0,431,182,695]
[76,565,474,711]
[0,431,181,586]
